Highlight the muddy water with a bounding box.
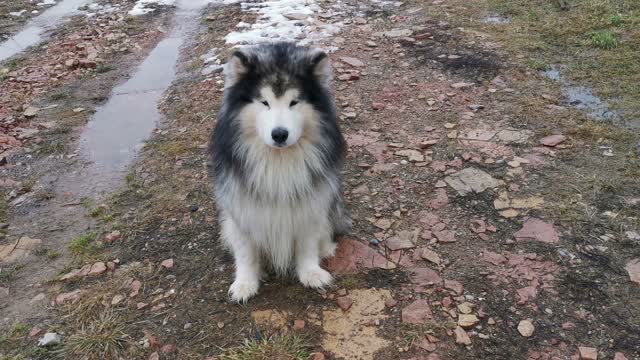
[0,0,90,62]
[63,0,212,198]
[540,66,637,128]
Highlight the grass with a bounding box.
[61,310,135,360]
[35,248,61,260]
[95,63,115,74]
[590,29,618,49]
[0,264,24,285]
[68,232,97,256]
[219,335,311,360]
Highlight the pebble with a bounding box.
[38,332,62,346]
[161,258,174,269]
[517,320,534,337]
[454,326,471,345]
[578,346,598,360]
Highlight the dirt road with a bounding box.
[1,0,639,359]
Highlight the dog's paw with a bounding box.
[320,241,337,258]
[298,267,333,289]
[229,279,259,303]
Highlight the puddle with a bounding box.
[61,0,213,197]
[540,65,635,127]
[0,0,90,62]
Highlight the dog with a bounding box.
[208,42,351,303]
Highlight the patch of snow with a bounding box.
[9,10,27,17]
[224,0,342,46]
[201,48,223,75]
[128,0,176,16]
[37,0,57,7]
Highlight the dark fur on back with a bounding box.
[209,43,346,200]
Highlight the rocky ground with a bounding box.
[1,0,639,359]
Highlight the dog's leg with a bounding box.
[222,217,261,303]
[319,237,337,258]
[296,226,333,288]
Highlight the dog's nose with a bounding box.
[271,127,289,145]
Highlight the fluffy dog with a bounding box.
[209,42,350,303]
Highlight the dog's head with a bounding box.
[223,42,333,149]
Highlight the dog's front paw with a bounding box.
[298,267,333,289]
[229,279,259,303]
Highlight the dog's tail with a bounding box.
[330,195,352,240]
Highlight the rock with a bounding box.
[325,237,396,274]
[625,231,640,241]
[149,352,159,360]
[420,248,441,265]
[161,258,174,269]
[458,314,479,328]
[625,259,640,285]
[383,29,413,38]
[385,298,398,308]
[111,294,125,305]
[410,267,443,286]
[104,230,121,243]
[0,236,42,263]
[293,319,305,330]
[451,82,473,89]
[578,347,598,360]
[445,168,502,196]
[366,41,377,47]
[339,57,365,67]
[312,353,326,360]
[385,229,419,250]
[88,262,107,276]
[434,230,456,243]
[217,322,225,329]
[284,12,308,20]
[372,218,392,230]
[161,344,175,353]
[495,129,532,144]
[336,296,354,311]
[55,289,82,305]
[395,149,424,162]
[539,135,566,147]
[72,107,85,113]
[30,293,46,304]
[613,353,628,360]
[29,327,43,337]
[444,279,463,295]
[457,302,473,314]
[23,106,40,118]
[517,320,534,337]
[65,59,79,69]
[514,218,560,244]
[402,299,433,324]
[372,102,385,110]
[130,280,142,297]
[454,326,471,345]
[38,332,62,346]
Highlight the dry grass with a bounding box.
[219,335,311,360]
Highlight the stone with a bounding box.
[454,326,471,345]
[382,29,413,38]
[395,149,425,162]
[339,57,365,67]
[38,332,62,346]
[372,102,385,110]
[613,353,628,360]
[111,294,125,305]
[55,290,82,305]
[29,327,43,337]
[104,230,121,243]
[322,289,391,360]
[517,320,534,337]
[457,302,473,314]
[385,298,398,308]
[540,135,566,147]
[130,280,142,297]
[386,229,419,250]
[88,262,107,276]
[161,258,174,269]
[444,279,463,295]
[445,168,502,196]
[458,314,479,328]
[626,231,640,241]
[434,230,456,243]
[495,129,532,144]
[514,218,560,243]
[410,267,443,286]
[578,347,598,360]
[293,319,305,330]
[252,309,289,330]
[325,237,395,274]
[420,248,441,265]
[625,259,640,285]
[0,236,42,263]
[336,296,354,311]
[23,106,39,118]
[451,82,473,89]
[402,299,433,324]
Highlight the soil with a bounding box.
[1,0,639,360]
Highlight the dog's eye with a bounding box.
[290,100,299,107]
[261,101,269,107]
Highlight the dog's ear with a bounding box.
[309,50,332,87]
[224,50,251,88]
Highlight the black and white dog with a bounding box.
[209,42,350,303]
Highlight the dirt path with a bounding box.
[1,1,639,360]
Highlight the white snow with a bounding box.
[128,0,176,16]
[9,10,27,17]
[224,0,342,46]
[37,0,57,7]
